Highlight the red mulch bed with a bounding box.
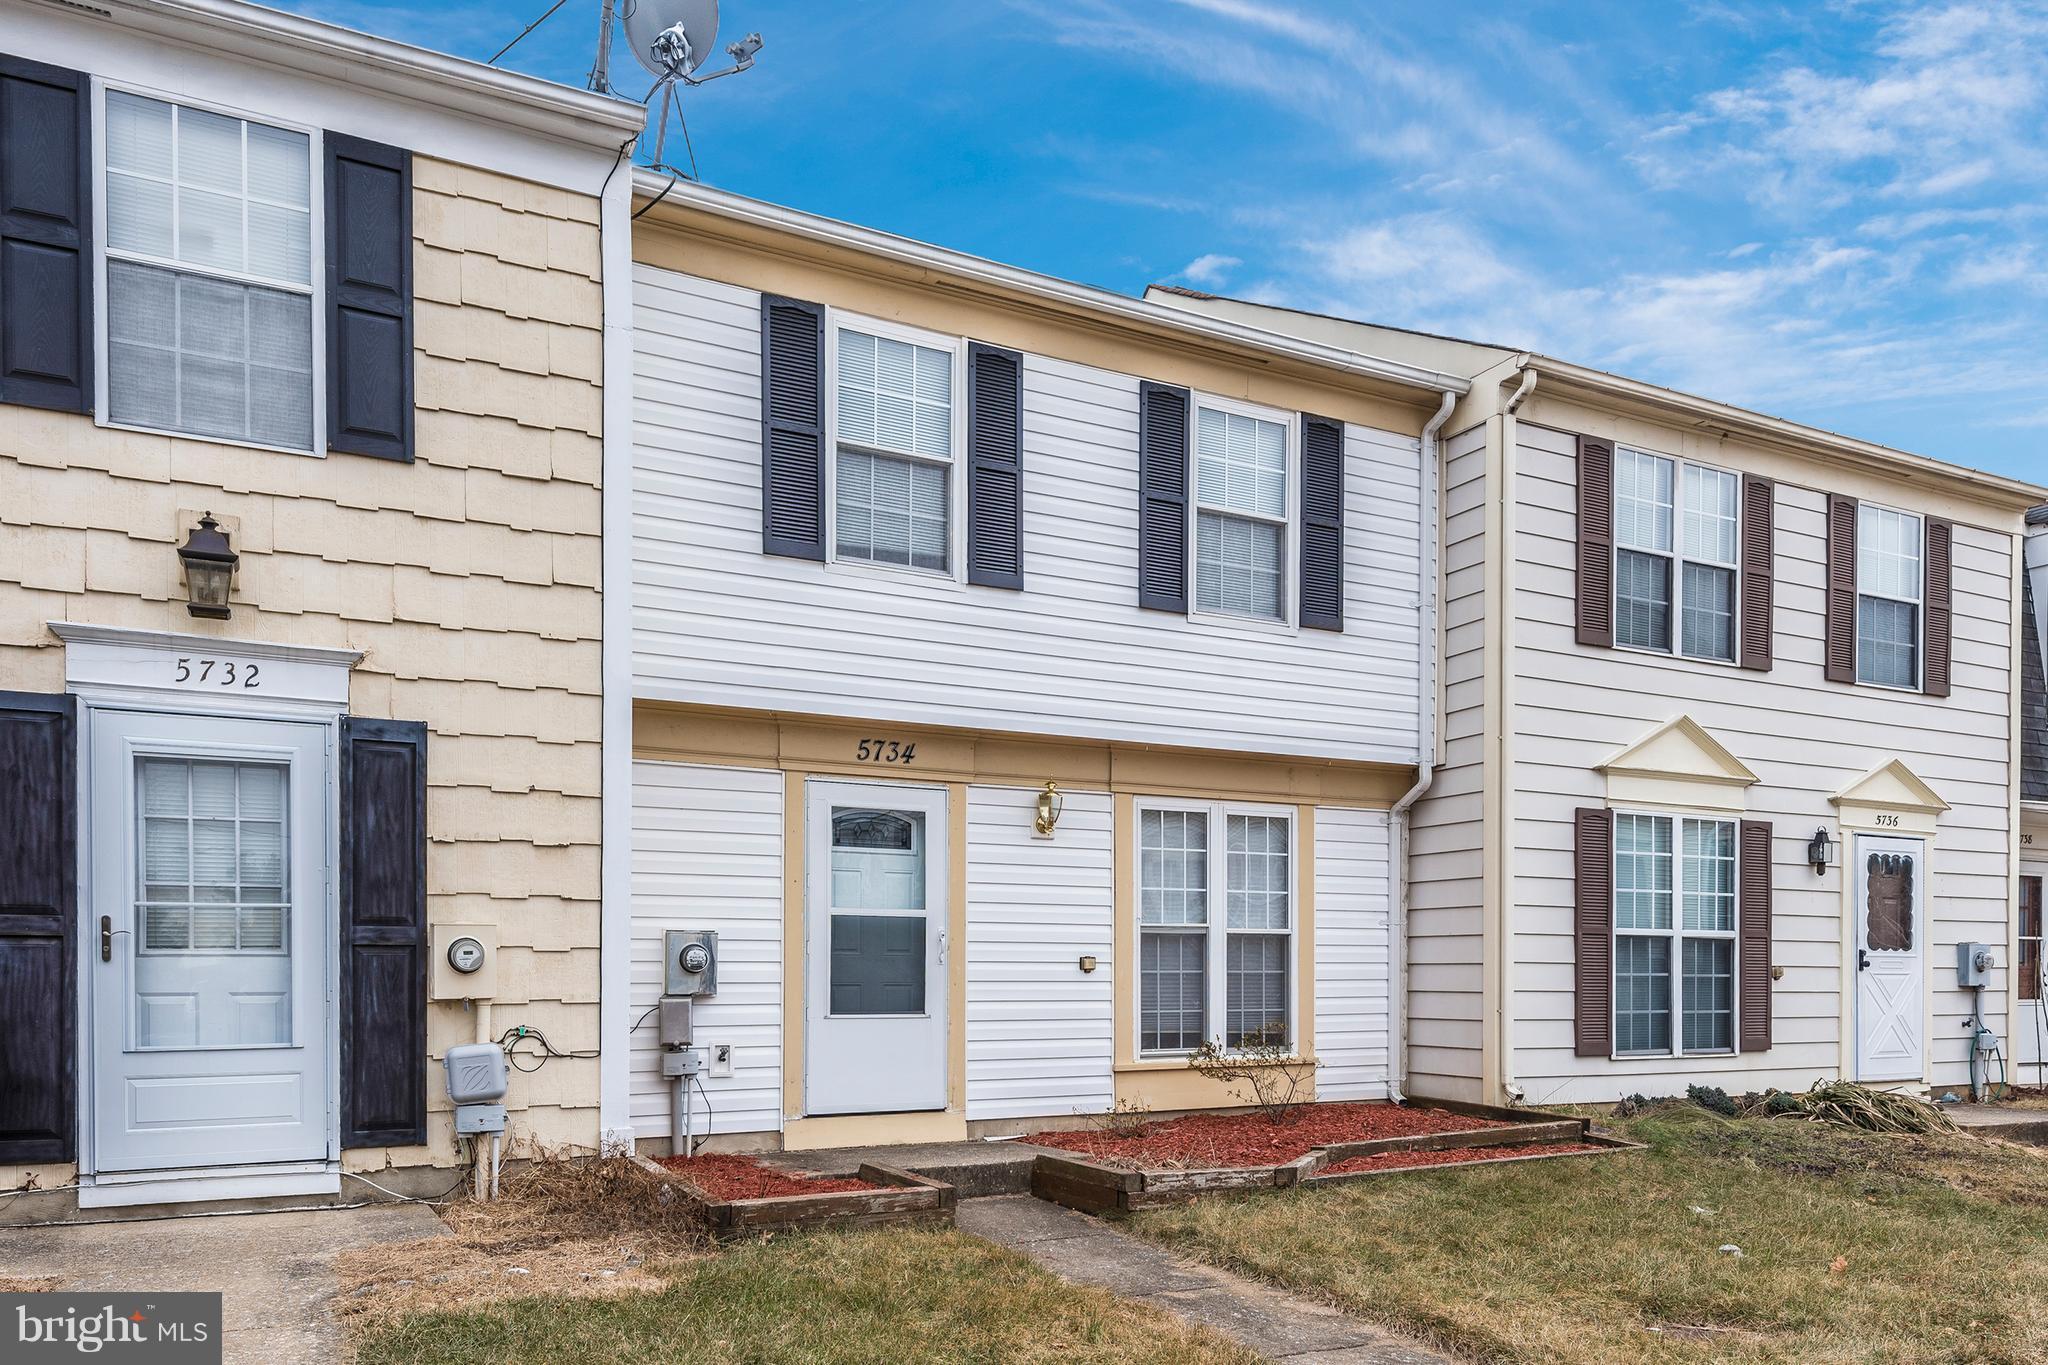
[656,1153,879,1201]
[1025,1103,1513,1170]
[1319,1140,1607,1176]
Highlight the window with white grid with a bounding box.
[1612,811,1738,1057]
[101,91,316,451]
[1137,802,1293,1054]
[833,324,955,573]
[1613,447,1740,662]
[1194,404,1290,621]
[1856,504,1923,689]
[137,757,290,954]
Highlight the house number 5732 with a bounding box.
[855,738,916,764]
[174,657,261,689]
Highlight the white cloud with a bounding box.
[1179,253,1241,286]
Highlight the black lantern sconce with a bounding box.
[177,513,238,620]
[1807,826,1836,876]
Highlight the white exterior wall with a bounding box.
[964,785,1116,1121]
[1405,427,1490,1101]
[629,761,784,1140]
[1507,422,2016,1103]
[630,266,1425,765]
[1313,806,1395,1100]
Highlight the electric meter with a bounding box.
[447,935,486,974]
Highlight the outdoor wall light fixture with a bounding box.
[1033,780,1064,837]
[1807,826,1835,876]
[177,512,238,620]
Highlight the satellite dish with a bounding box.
[623,0,720,77]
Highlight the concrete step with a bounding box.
[757,1139,1054,1198]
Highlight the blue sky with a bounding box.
[284,0,2046,484]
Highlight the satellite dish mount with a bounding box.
[607,0,763,177]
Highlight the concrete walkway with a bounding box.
[1943,1102,2048,1144]
[959,1195,1451,1364]
[0,1203,441,1364]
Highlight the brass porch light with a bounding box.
[177,513,237,619]
[1033,780,1064,837]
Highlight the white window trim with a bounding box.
[1611,807,1741,1061]
[1853,501,1926,692]
[821,309,968,586]
[90,77,328,459]
[1611,445,1742,666]
[1132,796,1300,1059]
[1186,392,1301,635]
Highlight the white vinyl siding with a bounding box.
[630,761,784,1139]
[631,266,1426,764]
[1857,504,1924,689]
[1312,805,1394,1101]
[965,785,1115,1121]
[100,89,317,452]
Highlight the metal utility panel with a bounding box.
[658,996,694,1047]
[663,929,718,997]
[429,923,499,1000]
[1956,941,1993,989]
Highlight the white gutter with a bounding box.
[1495,365,1537,1105]
[1388,388,1457,1103]
[630,174,1472,401]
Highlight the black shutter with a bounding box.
[1299,412,1345,631]
[340,717,427,1149]
[0,54,92,415]
[1575,436,1615,648]
[0,692,76,1163]
[1924,518,1953,698]
[966,341,1024,589]
[1573,807,1614,1058]
[1137,381,1190,612]
[325,134,414,461]
[760,294,827,559]
[1738,475,1775,672]
[1738,820,1773,1053]
[1824,494,1859,684]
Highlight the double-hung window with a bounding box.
[1193,401,1291,622]
[1856,505,1923,689]
[1613,447,1740,662]
[1613,811,1738,1055]
[2020,876,2042,1005]
[832,320,959,574]
[101,89,317,452]
[1137,802,1294,1053]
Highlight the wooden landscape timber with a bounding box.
[632,1155,955,1239]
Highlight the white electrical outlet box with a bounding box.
[710,1044,734,1078]
[430,923,498,999]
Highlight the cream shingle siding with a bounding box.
[0,158,604,1173]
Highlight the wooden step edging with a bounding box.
[632,1154,955,1239]
[1304,1131,1645,1187]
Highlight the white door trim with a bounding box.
[1852,833,1926,1083]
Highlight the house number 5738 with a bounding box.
[174,657,261,689]
[855,738,916,764]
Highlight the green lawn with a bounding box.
[352,1225,1258,1365]
[1127,1107,2048,1364]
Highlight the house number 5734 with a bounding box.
[855,738,916,764]
[174,657,261,689]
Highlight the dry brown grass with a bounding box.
[0,1277,62,1293]
[334,1151,706,1335]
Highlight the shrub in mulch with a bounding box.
[1318,1140,1608,1177]
[657,1153,880,1201]
[1026,1102,1512,1170]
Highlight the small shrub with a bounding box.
[1188,1024,1319,1125]
[1613,1093,1660,1118]
[1686,1084,1739,1117]
[1088,1097,1154,1139]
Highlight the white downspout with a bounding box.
[1388,389,1457,1104]
[1497,365,1537,1105]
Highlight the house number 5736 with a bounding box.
[174,657,261,689]
[855,738,916,764]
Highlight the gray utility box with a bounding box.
[445,1041,510,1136]
[1956,941,1994,989]
[663,929,718,997]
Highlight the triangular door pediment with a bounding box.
[1597,715,1759,789]
[1832,758,1949,815]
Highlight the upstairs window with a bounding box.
[101,91,316,452]
[1613,447,1739,662]
[832,323,957,574]
[1193,402,1291,621]
[1856,504,1923,689]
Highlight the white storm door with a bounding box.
[1853,835,1924,1083]
[90,710,331,1172]
[803,780,947,1116]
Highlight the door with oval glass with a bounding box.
[1853,834,1924,1082]
[89,709,331,1172]
[803,780,948,1115]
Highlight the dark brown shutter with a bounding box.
[0,692,76,1163]
[1738,819,1773,1052]
[1299,412,1345,631]
[760,294,827,560]
[325,133,414,461]
[1825,494,1859,684]
[0,53,93,415]
[1739,475,1775,671]
[1575,436,1615,648]
[1137,381,1190,612]
[340,717,428,1149]
[1923,517,1952,697]
[1573,807,1614,1058]
[966,341,1024,589]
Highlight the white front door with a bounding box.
[803,780,947,1116]
[90,710,332,1172]
[1853,834,1924,1083]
